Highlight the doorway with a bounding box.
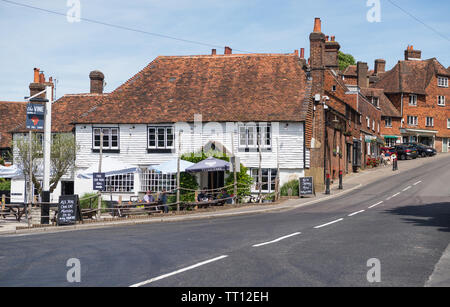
[208,171,224,191]
[61,181,74,196]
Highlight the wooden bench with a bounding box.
[113,202,161,218]
[0,205,27,221]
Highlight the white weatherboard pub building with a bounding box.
[11,50,312,203]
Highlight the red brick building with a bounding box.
[373,46,450,152]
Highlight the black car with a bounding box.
[404,143,436,157]
[394,145,419,160]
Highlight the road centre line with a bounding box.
[402,186,412,192]
[129,255,229,287]
[391,192,401,198]
[314,218,344,229]
[369,201,383,209]
[348,210,365,217]
[253,232,301,247]
[414,181,422,186]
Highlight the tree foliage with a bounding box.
[13,133,78,195]
[338,51,356,71]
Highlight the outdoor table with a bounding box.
[182,199,224,210]
[113,202,160,217]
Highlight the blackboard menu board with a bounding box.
[299,177,314,197]
[57,195,81,226]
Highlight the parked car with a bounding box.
[404,143,437,157]
[394,145,418,160]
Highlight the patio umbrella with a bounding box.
[185,157,230,173]
[0,165,21,178]
[77,156,138,179]
[148,159,195,174]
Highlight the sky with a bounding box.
[0,0,449,101]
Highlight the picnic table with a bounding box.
[113,202,161,218]
[0,204,27,221]
[180,198,226,210]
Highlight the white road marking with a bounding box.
[369,201,383,209]
[402,186,412,192]
[129,255,228,287]
[348,210,365,217]
[314,218,344,229]
[414,181,422,186]
[253,232,301,247]
[391,192,401,198]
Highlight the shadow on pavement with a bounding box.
[385,202,450,233]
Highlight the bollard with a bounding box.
[325,174,331,195]
[339,171,343,190]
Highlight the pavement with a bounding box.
[0,153,448,236]
[1,153,449,287]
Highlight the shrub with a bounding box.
[281,180,300,197]
[79,193,107,211]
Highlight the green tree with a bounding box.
[13,133,79,195]
[339,51,356,71]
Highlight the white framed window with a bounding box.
[438,96,446,106]
[372,120,375,131]
[447,119,450,129]
[93,127,119,150]
[148,126,174,149]
[385,117,392,128]
[438,76,448,88]
[105,173,134,193]
[140,169,176,193]
[239,124,271,148]
[372,97,379,108]
[366,117,370,129]
[409,95,417,106]
[249,168,277,193]
[407,116,418,126]
[426,117,434,127]
[377,122,380,133]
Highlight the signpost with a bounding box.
[57,195,82,226]
[299,177,315,198]
[93,173,106,191]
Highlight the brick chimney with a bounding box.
[309,17,327,190]
[211,49,217,56]
[374,59,386,74]
[29,68,54,100]
[224,46,232,55]
[324,35,340,70]
[357,61,369,89]
[89,70,105,94]
[404,45,421,61]
[300,48,305,59]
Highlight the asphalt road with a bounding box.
[1,156,449,287]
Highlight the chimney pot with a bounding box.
[331,36,335,42]
[224,46,232,55]
[39,73,45,84]
[294,50,299,57]
[300,48,305,59]
[325,35,329,42]
[313,17,322,33]
[33,68,40,83]
[211,49,217,55]
[404,46,421,60]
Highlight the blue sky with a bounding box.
[0,0,449,101]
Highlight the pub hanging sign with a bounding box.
[26,103,45,130]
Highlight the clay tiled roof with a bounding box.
[342,65,357,77]
[374,58,450,95]
[360,88,401,118]
[0,101,27,148]
[11,94,107,134]
[75,53,309,124]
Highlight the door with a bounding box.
[61,181,75,196]
[444,138,448,153]
[208,172,224,193]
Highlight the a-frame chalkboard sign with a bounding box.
[299,177,315,198]
[57,195,82,226]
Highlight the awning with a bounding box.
[384,136,399,139]
[148,159,195,174]
[0,165,21,179]
[186,157,230,173]
[77,156,138,179]
[400,128,438,136]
